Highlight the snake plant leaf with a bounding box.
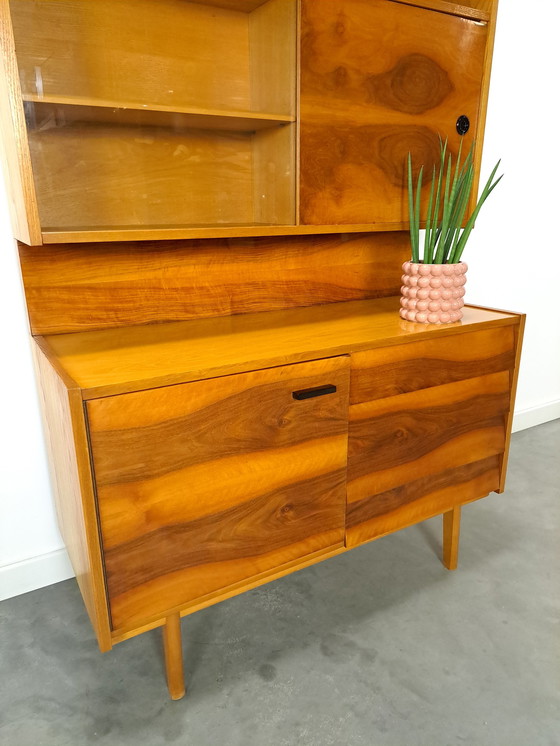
[407,152,419,263]
[423,164,437,264]
[434,152,454,263]
[426,140,448,262]
[414,164,423,259]
[407,139,502,265]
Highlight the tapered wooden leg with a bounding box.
[162,613,185,700]
[442,505,461,570]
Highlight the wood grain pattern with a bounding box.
[19,232,410,335]
[347,455,497,528]
[348,371,510,489]
[32,342,111,650]
[346,455,500,547]
[37,298,520,400]
[112,544,347,641]
[350,326,515,404]
[87,357,350,630]
[0,0,41,244]
[104,468,346,599]
[366,55,453,115]
[299,0,488,225]
[346,358,510,544]
[346,364,510,546]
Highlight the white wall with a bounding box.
[1,0,559,601]
[465,0,560,429]
[0,174,73,601]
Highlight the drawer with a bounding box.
[350,326,515,404]
[87,356,350,630]
[346,370,510,548]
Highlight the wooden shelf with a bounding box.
[188,0,271,10]
[388,0,492,21]
[38,297,519,400]
[39,222,412,244]
[23,95,295,133]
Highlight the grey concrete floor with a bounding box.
[1,420,559,746]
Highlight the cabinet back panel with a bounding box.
[19,232,410,334]
[27,124,256,230]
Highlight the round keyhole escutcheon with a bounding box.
[456,115,470,135]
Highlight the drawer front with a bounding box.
[346,371,510,548]
[350,326,515,404]
[87,356,350,630]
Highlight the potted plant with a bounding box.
[401,139,502,323]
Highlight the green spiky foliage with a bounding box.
[407,139,502,264]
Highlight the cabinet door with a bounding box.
[346,328,515,548]
[299,0,488,225]
[87,357,349,631]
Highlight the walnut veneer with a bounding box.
[33,296,524,655]
[0,0,519,702]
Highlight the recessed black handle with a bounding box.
[292,384,337,400]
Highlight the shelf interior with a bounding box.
[26,121,295,229]
[10,0,297,231]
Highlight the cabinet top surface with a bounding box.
[39,297,520,399]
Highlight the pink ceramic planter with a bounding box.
[400,261,467,324]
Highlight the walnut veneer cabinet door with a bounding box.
[300,0,488,225]
[86,357,350,631]
[346,327,516,547]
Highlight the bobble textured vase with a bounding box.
[400,261,467,324]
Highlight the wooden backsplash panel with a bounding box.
[19,232,410,335]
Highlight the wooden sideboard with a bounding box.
[0,0,521,701]
[31,291,523,699]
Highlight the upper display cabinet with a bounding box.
[0,0,497,245]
